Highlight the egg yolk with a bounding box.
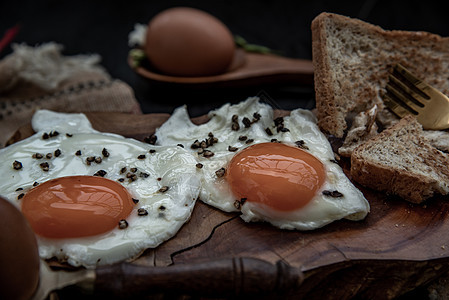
[21,176,134,239]
[226,143,325,211]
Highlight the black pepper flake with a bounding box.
[274,117,290,133]
[118,219,128,229]
[159,205,166,211]
[32,153,43,159]
[120,167,127,174]
[210,137,218,144]
[45,153,53,159]
[66,133,73,137]
[253,112,261,122]
[234,198,247,210]
[54,149,62,157]
[191,140,201,149]
[139,172,149,178]
[138,208,148,216]
[206,138,214,147]
[274,117,284,126]
[144,134,157,145]
[42,132,49,140]
[158,186,169,193]
[149,149,156,154]
[238,135,247,141]
[17,193,25,200]
[15,187,23,191]
[271,139,280,143]
[193,134,219,152]
[203,150,214,158]
[132,198,140,204]
[215,167,226,178]
[75,150,82,156]
[196,163,203,169]
[157,177,162,181]
[13,160,23,170]
[126,173,138,182]
[95,157,102,164]
[94,170,107,177]
[295,140,309,150]
[33,182,39,187]
[228,146,238,152]
[231,115,240,131]
[49,131,59,138]
[207,139,213,147]
[322,190,344,198]
[246,139,254,144]
[265,128,273,136]
[102,148,110,158]
[86,156,95,165]
[177,144,184,148]
[40,162,49,172]
[242,117,251,128]
[137,154,146,159]
[118,178,125,182]
[130,167,137,173]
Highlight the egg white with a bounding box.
[0,110,201,268]
[155,97,370,230]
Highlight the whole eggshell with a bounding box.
[0,197,40,300]
[145,7,235,76]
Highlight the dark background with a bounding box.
[2,0,449,118]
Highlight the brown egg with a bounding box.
[145,7,235,77]
[0,196,40,300]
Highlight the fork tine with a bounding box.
[393,64,431,100]
[382,63,449,130]
[386,76,425,111]
[394,64,421,85]
[382,93,414,118]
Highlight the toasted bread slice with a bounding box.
[312,12,449,138]
[350,116,449,203]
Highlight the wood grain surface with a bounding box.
[8,112,449,299]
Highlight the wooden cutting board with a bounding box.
[9,112,449,299]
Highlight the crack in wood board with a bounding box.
[150,202,239,266]
[169,214,241,265]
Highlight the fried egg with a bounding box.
[155,97,370,230]
[0,110,201,268]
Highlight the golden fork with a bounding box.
[382,64,449,130]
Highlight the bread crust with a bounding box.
[312,12,449,138]
[350,116,449,203]
[312,13,339,136]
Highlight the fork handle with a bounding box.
[94,257,303,298]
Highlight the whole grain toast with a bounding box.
[311,12,449,139]
[350,115,449,203]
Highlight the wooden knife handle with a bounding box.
[94,257,303,298]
